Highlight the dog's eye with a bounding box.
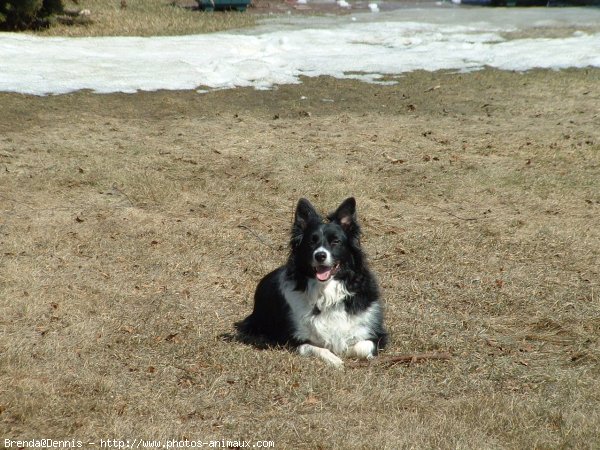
[311,234,320,244]
[331,238,341,246]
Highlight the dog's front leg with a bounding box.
[298,343,344,368]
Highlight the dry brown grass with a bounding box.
[38,0,256,37]
[1,68,599,448]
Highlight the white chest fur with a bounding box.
[280,274,378,356]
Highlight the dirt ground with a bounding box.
[1,69,599,448]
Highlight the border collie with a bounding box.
[238,197,387,368]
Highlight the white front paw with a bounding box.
[298,344,344,368]
[350,340,375,360]
[321,350,344,368]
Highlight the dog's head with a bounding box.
[290,197,361,282]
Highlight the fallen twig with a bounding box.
[430,205,479,221]
[238,224,274,249]
[111,183,135,207]
[348,352,451,368]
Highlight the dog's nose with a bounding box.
[315,251,327,263]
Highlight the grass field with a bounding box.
[38,0,257,36]
[1,21,600,447]
[2,68,599,448]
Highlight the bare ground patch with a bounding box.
[1,69,599,448]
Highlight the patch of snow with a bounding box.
[1,8,599,95]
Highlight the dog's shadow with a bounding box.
[218,321,292,351]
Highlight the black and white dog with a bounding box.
[238,197,387,368]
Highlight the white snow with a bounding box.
[1,7,599,95]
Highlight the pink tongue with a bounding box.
[316,267,332,281]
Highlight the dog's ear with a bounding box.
[291,198,320,247]
[329,197,357,231]
[295,198,320,229]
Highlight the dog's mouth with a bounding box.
[314,264,340,282]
